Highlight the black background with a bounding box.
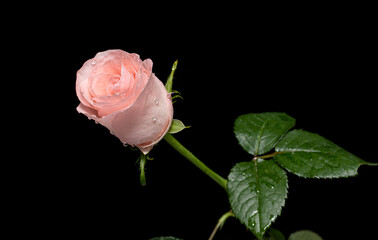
[15,4,377,240]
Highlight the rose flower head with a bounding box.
[76,49,173,154]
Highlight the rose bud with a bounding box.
[76,49,173,154]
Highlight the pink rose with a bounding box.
[76,49,173,154]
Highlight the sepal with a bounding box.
[168,119,190,134]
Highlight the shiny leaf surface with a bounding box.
[234,113,295,155]
[228,160,288,239]
[274,130,375,178]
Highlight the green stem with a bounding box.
[163,134,228,191]
[208,210,235,240]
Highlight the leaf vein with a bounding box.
[255,120,268,155]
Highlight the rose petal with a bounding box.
[77,103,114,130]
[110,74,173,153]
[93,59,152,117]
[76,50,173,154]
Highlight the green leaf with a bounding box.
[288,230,323,240]
[228,160,288,239]
[149,237,183,240]
[274,129,375,178]
[234,113,295,155]
[168,119,190,134]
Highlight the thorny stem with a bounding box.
[163,134,228,191]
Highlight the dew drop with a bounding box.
[152,117,157,123]
[123,142,128,147]
[154,97,159,105]
[91,60,96,66]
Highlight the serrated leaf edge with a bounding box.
[234,112,296,156]
[273,129,377,179]
[228,160,288,239]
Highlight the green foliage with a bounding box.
[228,160,288,239]
[234,113,295,155]
[274,129,373,178]
[229,112,376,239]
[288,230,323,240]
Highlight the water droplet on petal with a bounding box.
[152,117,157,123]
[123,142,128,147]
[91,60,96,66]
[154,97,159,105]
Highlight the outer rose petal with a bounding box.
[111,74,173,154]
[76,58,94,108]
[77,73,173,154]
